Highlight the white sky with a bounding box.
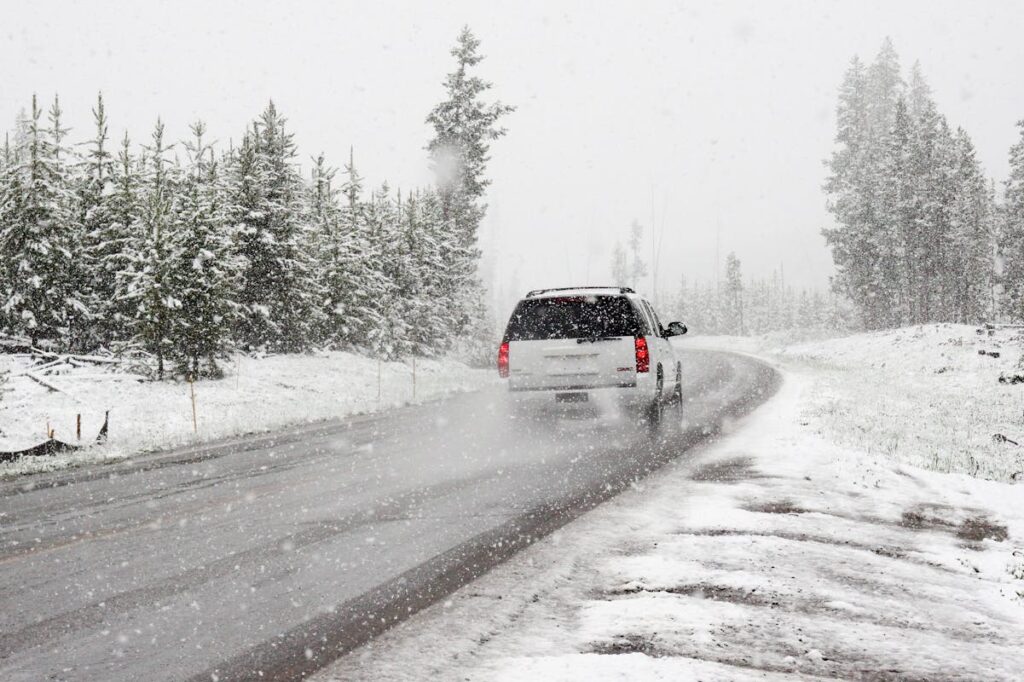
[3,0,1024,316]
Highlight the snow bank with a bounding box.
[782,324,1024,482]
[0,351,494,476]
[687,324,1024,482]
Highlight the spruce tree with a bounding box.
[1001,121,1024,320]
[628,220,648,285]
[124,119,179,378]
[610,243,629,287]
[426,27,513,355]
[308,152,340,346]
[947,130,994,323]
[231,103,321,352]
[402,189,450,355]
[170,121,239,376]
[79,93,123,346]
[322,151,386,351]
[0,95,85,349]
[724,252,744,334]
[106,132,143,345]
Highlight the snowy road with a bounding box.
[0,349,777,682]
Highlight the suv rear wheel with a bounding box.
[645,366,665,431]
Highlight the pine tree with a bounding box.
[824,40,996,329]
[231,103,321,352]
[1000,121,1024,320]
[124,119,179,378]
[426,27,513,353]
[106,132,143,345]
[362,183,406,359]
[170,121,239,377]
[427,27,514,241]
[673,274,689,323]
[0,95,85,348]
[724,252,743,334]
[628,220,647,286]
[79,93,123,346]
[399,189,448,356]
[823,56,879,328]
[318,150,385,352]
[308,152,340,346]
[610,243,629,287]
[947,129,994,322]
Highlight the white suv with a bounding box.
[497,287,687,422]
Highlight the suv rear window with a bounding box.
[504,296,643,341]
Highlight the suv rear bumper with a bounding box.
[506,380,654,411]
[508,380,636,392]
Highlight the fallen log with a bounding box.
[23,372,74,395]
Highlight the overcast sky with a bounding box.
[4,0,1024,315]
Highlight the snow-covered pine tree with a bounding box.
[610,243,629,287]
[124,119,179,378]
[47,96,92,350]
[397,189,445,356]
[724,252,743,334]
[426,27,513,358]
[1000,121,1024,321]
[946,129,994,323]
[880,95,916,326]
[106,132,143,346]
[673,274,689,324]
[78,93,123,347]
[170,121,239,377]
[0,95,85,349]
[905,66,960,324]
[308,152,340,346]
[824,42,905,330]
[362,183,409,359]
[796,290,815,329]
[628,220,648,286]
[315,149,386,352]
[232,103,321,353]
[823,56,877,329]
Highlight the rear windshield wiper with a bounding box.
[577,336,619,344]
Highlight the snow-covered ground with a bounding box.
[690,324,1024,482]
[315,326,1024,680]
[0,351,493,476]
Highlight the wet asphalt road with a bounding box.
[0,349,777,681]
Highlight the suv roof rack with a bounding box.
[525,286,635,298]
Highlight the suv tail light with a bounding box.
[635,336,649,373]
[498,341,510,377]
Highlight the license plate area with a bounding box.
[555,392,589,403]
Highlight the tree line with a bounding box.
[0,28,511,378]
[824,39,999,329]
[666,253,851,337]
[607,218,847,337]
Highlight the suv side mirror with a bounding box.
[666,321,687,337]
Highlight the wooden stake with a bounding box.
[189,375,198,434]
[76,413,81,441]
